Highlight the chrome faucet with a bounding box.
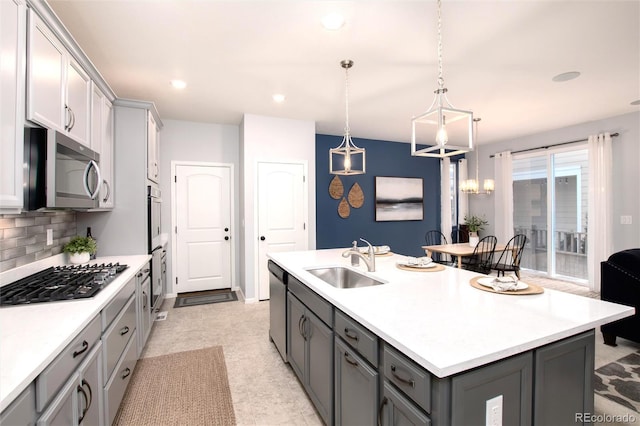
[342,238,376,272]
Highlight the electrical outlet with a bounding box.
[46,229,53,246]
[620,215,632,225]
[486,395,503,426]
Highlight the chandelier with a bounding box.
[330,60,365,175]
[411,0,473,158]
[460,118,494,194]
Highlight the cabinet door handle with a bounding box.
[102,180,111,203]
[142,291,147,309]
[377,396,388,426]
[344,352,359,367]
[69,107,76,131]
[73,340,89,358]
[82,379,93,415]
[77,384,89,423]
[344,327,359,342]
[120,326,130,336]
[64,104,72,130]
[298,315,306,340]
[122,367,131,379]
[390,364,415,388]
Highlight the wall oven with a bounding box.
[24,128,101,210]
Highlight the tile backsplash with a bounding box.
[0,211,77,272]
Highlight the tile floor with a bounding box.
[141,291,639,426]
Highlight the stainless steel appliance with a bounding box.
[0,263,128,306]
[268,260,288,362]
[24,128,102,210]
[148,186,164,312]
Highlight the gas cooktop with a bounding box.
[0,263,128,306]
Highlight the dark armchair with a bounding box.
[600,248,640,346]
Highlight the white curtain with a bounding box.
[441,157,452,243]
[458,158,469,226]
[493,151,513,244]
[587,133,613,292]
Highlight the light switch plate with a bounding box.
[620,215,632,225]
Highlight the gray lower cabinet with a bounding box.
[37,341,102,426]
[450,351,533,426]
[534,330,595,426]
[287,291,333,424]
[381,381,431,426]
[334,337,378,426]
[136,265,152,357]
[0,384,36,426]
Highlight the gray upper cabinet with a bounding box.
[27,9,90,147]
[0,0,26,212]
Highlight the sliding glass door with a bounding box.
[512,146,588,281]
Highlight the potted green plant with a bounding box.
[463,214,489,246]
[63,236,97,264]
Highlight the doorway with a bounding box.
[256,161,308,300]
[173,163,234,293]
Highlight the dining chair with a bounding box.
[424,230,450,264]
[461,235,498,274]
[491,234,528,279]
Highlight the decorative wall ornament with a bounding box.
[338,197,351,218]
[329,175,344,199]
[347,182,364,208]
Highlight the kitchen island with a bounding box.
[269,248,635,425]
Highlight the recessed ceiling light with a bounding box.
[170,79,187,89]
[322,13,345,30]
[272,94,286,103]
[552,71,581,82]
[631,99,640,106]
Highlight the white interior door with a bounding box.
[257,162,308,300]
[176,164,232,293]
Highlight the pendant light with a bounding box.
[461,118,494,195]
[330,60,365,175]
[411,0,473,158]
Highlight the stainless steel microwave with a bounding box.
[24,128,102,210]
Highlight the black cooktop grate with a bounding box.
[0,263,128,306]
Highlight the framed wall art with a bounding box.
[375,176,424,221]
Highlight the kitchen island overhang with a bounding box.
[268,248,635,378]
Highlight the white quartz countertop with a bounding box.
[0,254,151,412]
[269,248,635,378]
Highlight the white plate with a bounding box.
[359,246,390,255]
[477,277,528,290]
[397,261,437,269]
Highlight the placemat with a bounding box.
[375,251,394,257]
[396,263,446,272]
[469,276,544,295]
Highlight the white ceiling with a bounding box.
[48,0,640,145]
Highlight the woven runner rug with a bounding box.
[113,346,236,425]
[594,350,640,413]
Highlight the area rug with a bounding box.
[113,346,236,425]
[174,289,238,308]
[594,350,640,413]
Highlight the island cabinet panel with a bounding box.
[383,344,431,413]
[381,381,431,426]
[286,281,334,425]
[334,336,379,426]
[335,309,378,366]
[533,330,594,426]
[450,352,533,426]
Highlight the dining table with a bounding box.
[422,242,506,269]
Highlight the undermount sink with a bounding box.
[305,266,387,289]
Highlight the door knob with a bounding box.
[260,236,266,241]
[224,227,229,232]
[225,236,229,241]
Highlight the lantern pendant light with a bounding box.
[330,60,365,175]
[460,118,494,195]
[411,0,474,158]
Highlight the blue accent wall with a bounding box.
[316,134,441,257]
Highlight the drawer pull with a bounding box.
[344,327,359,342]
[122,368,131,379]
[377,397,388,426]
[120,326,130,336]
[73,340,89,358]
[344,352,359,367]
[391,364,415,388]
